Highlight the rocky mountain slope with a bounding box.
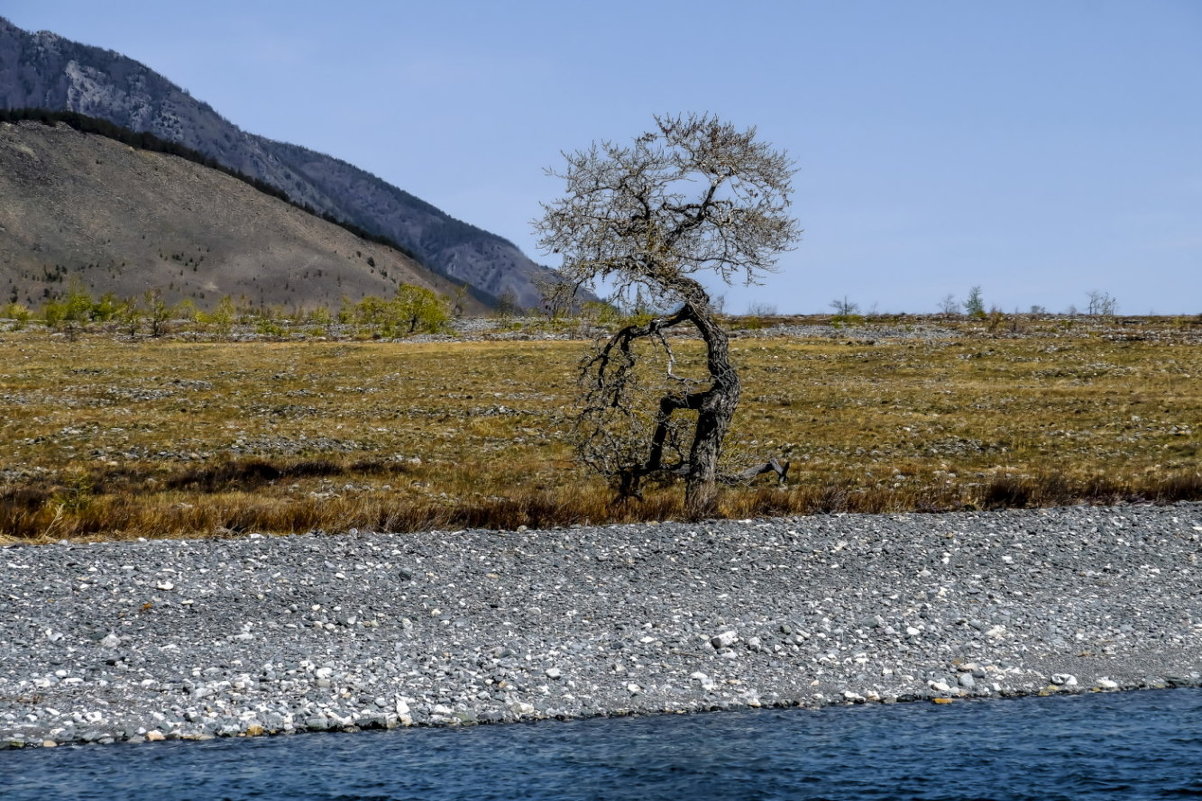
[0,119,480,311]
[0,16,565,309]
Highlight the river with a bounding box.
[4,688,1200,800]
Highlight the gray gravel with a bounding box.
[3,503,1201,748]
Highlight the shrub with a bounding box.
[392,284,452,335]
[195,296,237,338]
[1,302,32,328]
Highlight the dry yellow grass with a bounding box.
[1,316,1199,542]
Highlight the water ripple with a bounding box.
[3,689,1200,801]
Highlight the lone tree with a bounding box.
[536,113,800,517]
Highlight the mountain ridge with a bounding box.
[0,16,566,309]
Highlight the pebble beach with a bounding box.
[2,502,1200,748]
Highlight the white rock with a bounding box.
[710,630,739,649]
[545,667,562,679]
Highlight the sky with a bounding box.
[5,0,1200,314]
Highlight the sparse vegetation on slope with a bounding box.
[0,120,482,312]
[0,108,421,263]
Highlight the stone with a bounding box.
[958,673,976,689]
[545,668,562,679]
[711,631,739,649]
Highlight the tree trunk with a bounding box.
[683,305,740,519]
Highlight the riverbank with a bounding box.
[3,502,1200,748]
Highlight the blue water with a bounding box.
[4,689,1201,801]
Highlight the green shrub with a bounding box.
[1,302,32,328]
[390,284,452,335]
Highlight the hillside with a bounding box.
[0,119,482,311]
[0,16,573,309]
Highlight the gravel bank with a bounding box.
[3,503,1200,748]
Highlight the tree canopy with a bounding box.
[536,114,800,517]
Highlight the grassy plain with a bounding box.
[1,315,1199,542]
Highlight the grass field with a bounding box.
[1,315,1199,542]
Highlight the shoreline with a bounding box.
[3,502,1200,748]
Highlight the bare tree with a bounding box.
[1086,290,1117,316]
[535,113,800,517]
[830,296,859,318]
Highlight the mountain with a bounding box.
[0,17,566,309]
[0,117,483,312]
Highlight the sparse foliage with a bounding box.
[1087,290,1117,316]
[829,296,859,320]
[746,301,778,317]
[831,294,860,322]
[536,113,801,516]
[144,289,173,338]
[494,289,522,319]
[116,297,143,337]
[963,286,986,318]
[195,295,238,338]
[41,281,94,340]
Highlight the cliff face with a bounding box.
[0,17,565,309]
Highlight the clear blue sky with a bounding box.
[6,0,1200,314]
